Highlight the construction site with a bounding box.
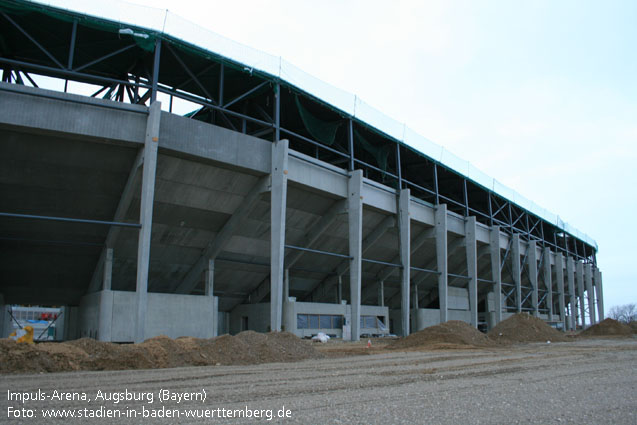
[0,0,605,343]
[1,1,635,423]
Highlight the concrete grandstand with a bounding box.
[0,0,603,342]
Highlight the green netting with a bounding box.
[0,0,157,51]
[354,128,391,172]
[294,95,342,146]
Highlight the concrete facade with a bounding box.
[0,83,604,341]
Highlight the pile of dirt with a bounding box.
[629,321,637,334]
[389,321,494,350]
[488,313,568,343]
[580,319,633,337]
[0,331,323,374]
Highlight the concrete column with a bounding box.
[204,259,214,296]
[103,248,113,291]
[566,257,576,330]
[270,139,289,332]
[348,169,363,341]
[595,269,604,321]
[489,226,502,324]
[528,240,539,317]
[378,280,385,307]
[399,188,411,336]
[555,253,566,329]
[435,204,448,323]
[212,296,219,337]
[411,283,419,331]
[543,247,553,321]
[337,275,343,304]
[283,268,290,300]
[576,261,585,326]
[134,101,161,343]
[511,234,522,312]
[585,263,596,324]
[98,290,113,341]
[465,217,478,328]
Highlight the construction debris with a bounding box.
[389,321,494,350]
[580,318,633,337]
[488,313,568,343]
[0,331,323,374]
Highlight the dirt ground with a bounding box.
[1,337,635,424]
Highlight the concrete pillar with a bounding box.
[543,247,553,321]
[411,283,419,331]
[585,263,596,324]
[435,204,448,323]
[204,259,214,296]
[555,253,566,329]
[103,248,113,291]
[98,290,113,341]
[465,216,478,328]
[134,101,161,343]
[283,268,290,300]
[489,226,502,324]
[511,234,522,312]
[348,169,363,341]
[566,257,576,330]
[595,269,604,321]
[270,139,289,332]
[576,261,585,326]
[528,240,539,317]
[399,188,411,336]
[212,296,219,337]
[378,280,385,307]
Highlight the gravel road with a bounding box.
[2,338,635,424]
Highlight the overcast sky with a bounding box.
[48,0,636,314]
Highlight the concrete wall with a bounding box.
[232,300,389,338]
[79,290,218,342]
[218,311,230,335]
[60,306,80,341]
[229,302,271,334]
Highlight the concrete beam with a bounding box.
[135,101,161,343]
[348,170,363,341]
[543,247,553,321]
[87,148,144,293]
[489,225,502,324]
[566,256,576,330]
[270,139,289,332]
[511,234,522,312]
[175,175,269,294]
[555,253,566,329]
[585,263,596,324]
[398,189,411,336]
[465,217,478,327]
[576,261,586,326]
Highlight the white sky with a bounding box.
[43,0,637,313]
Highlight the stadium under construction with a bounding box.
[0,0,604,342]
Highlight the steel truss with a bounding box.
[0,4,596,268]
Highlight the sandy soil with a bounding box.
[1,337,635,424]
